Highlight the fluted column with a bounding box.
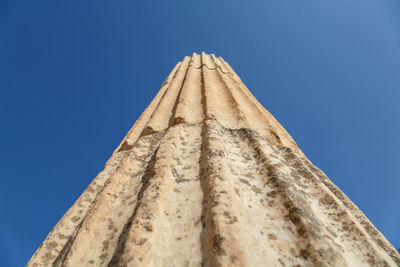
[28,52,400,267]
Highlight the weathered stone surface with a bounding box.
[28,52,400,266]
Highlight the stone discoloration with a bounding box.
[28,53,399,267]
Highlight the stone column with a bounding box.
[28,52,400,267]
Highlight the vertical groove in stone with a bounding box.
[246,133,348,266]
[107,145,160,267]
[301,159,400,265]
[143,57,190,134]
[172,53,204,125]
[63,134,163,266]
[218,57,304,156]
[28,52,400,267]
[269,142,397,265]
[113,61,181,155]
[201,52,244,130]
[114,124,203,266]
[199,120,263,266]
[28,149,132,266]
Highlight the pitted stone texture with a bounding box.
[28,53,400,267]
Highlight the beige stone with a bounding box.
[28,52,400,266]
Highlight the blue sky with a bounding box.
[1,0,400,265]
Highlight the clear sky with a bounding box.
[1,0,400,265]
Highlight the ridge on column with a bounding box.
[28,52,400,267]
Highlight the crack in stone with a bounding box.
[190,63,233,76]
